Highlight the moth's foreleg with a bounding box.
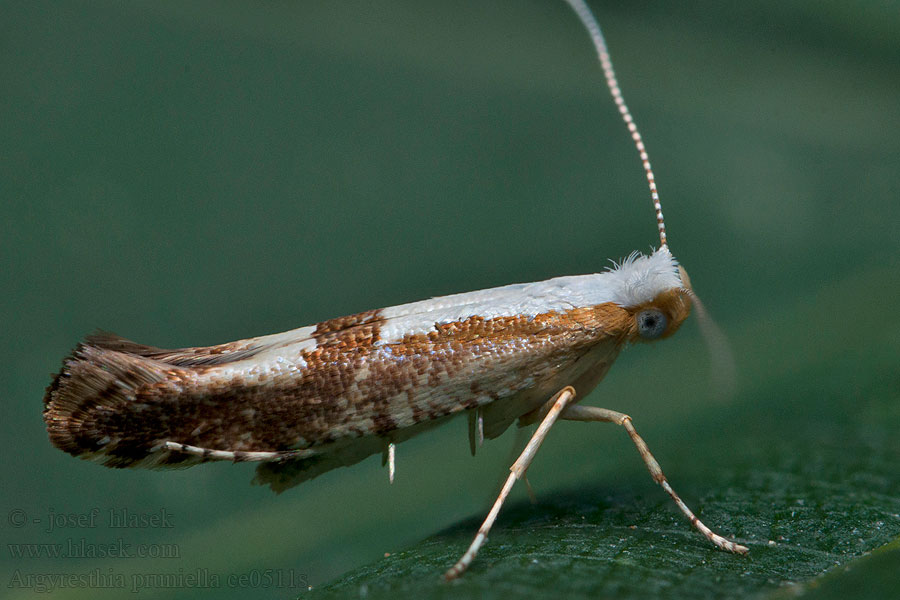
[560,405,749,555]
[443,386,577,581]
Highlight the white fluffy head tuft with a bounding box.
[603,247,684,308]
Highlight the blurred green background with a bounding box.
[3,1,899,598]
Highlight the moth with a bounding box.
[43,0,748,580]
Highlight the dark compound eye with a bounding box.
[637,309,668,340]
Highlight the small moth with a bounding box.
[43,0,748,580]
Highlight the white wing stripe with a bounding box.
[378,249,681,344]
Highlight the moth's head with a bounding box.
[606,247,693,344]
[627,266,693,343]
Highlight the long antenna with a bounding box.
[563,0,667,249]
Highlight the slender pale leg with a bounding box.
[381,442,396,484]
[467,408,484,456]
[162,441,298,462]
[388,443,396,484]
[444,386,576,581]
[561,405,748,555]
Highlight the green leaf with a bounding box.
[768,537,900,600]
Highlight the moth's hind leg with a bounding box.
[162,441,299,463]
[560,405,749,555]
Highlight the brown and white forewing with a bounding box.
[43,249,686,488]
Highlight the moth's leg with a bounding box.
[467,408,484,456]
[523,474,537,505]
[499,426,538,505]
[388,443,396,484]
[162,441,298,462]
[560,405,749,555]
[444,386,577,581]
[381,442,396,484]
